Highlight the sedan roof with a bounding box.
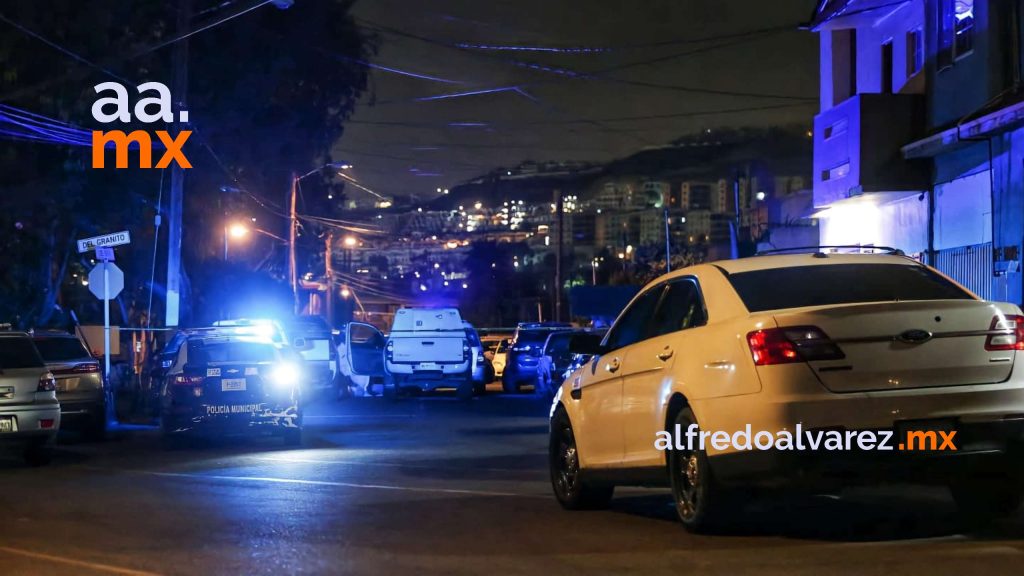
[710,253,921,275]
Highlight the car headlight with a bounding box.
[269,362,301,389]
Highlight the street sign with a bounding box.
[77,231,131,253]
[95,246,115,261]
[88,262,124,300]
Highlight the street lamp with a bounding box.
[223,223,249,260]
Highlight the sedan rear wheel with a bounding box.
[668,408,737,533]
[951,475,1024,523]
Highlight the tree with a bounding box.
[0,1,373,326]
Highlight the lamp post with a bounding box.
[224,222,249,260]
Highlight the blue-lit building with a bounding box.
[808,0,1024,302]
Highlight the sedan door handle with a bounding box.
[605,357,621,373]
[657,347,674,361]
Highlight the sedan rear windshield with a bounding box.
[726,263,972,312]
[33,337,90,361]
[190,342,278,364]
[0,336,45,369]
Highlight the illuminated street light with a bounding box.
[343,236,358,247]
[756,191,766,201]
[340,287,351,298]
[228,223,249,239]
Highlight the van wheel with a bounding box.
[23,439,52,467]
[456,379,474,401]
[549,410,613,509]
[951,475,1024,523]
[668,408,737,533]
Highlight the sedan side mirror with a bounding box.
[568,333,605,356]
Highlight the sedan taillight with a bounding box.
[37,372,57,392]
[985,315,1024,351]
[747,326,844,366]
[53,363,100,375]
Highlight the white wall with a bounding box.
[934,170,992,249]
[818,193,929,255]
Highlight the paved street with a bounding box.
[2,387,1023,576]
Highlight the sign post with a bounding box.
[83,234,129,381]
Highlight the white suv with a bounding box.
[551,252,1024,532]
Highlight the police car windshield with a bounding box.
[191,341,277,364]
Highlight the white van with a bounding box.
[347,308,474,398]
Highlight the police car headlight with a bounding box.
[270,363,301,389]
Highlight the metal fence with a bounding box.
[934,242,993,300]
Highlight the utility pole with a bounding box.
[554,189,564,323]
[288,172,299,315]
[325,232,334,327]
[165,0,190,326]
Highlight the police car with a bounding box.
[159,333,305,445]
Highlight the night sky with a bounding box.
[335,0,819,202]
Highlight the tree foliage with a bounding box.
[0,0,373,327]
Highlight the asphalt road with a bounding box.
[1,384,1023,576]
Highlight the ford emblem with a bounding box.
[897,329,932,344]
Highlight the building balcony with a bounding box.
[813,93,929,208]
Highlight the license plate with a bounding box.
[417,362,440,370]
[221,378,247,392]
[0,416,16,433]
[895,418,957,450]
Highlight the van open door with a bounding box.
[346,322,386,377]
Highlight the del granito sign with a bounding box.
[90,81,192,170]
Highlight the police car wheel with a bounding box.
[283,427,302,446]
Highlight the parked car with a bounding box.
[552,251,1024,532]
[536,330,588,397]
[484,337,510,380]
[0,331,59,465]
[159,334,305,446]
[346,307,474,399]
[503,326,573,393]
[32,331,106,440]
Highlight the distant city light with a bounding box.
[474,202,482,210]
[340,287,351,298]
[419,284,427,291]
[433,263,440,269]
[756,191,766,201]
[461,283,468,289]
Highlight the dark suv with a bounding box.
[501,325,572,393]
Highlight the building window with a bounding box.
[906,28,923,76]
[881,40,894,93]
[938,0,974,68]
[831,29,857,105]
